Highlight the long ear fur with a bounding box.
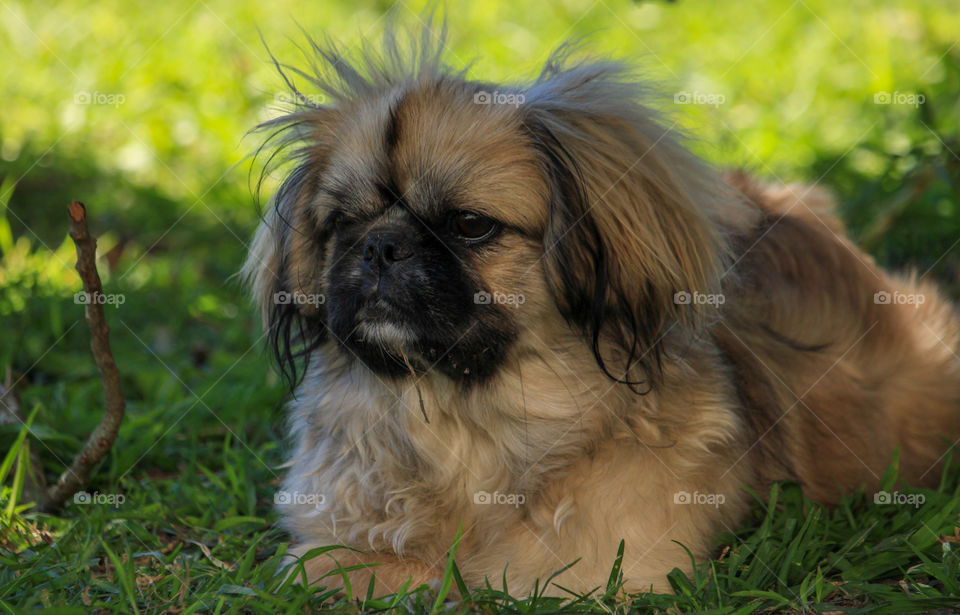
[243,74,339,387]
[522,49,732,391]
[242,142,330,388]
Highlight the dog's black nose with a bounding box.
[362,232,414,270]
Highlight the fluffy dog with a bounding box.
[243,28,960,596]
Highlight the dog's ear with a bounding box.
[522,55,729,391]
[243,109,338,387]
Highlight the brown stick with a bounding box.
[38,202,127,512]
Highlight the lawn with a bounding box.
[1,0,959,612]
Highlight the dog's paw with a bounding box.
[280,545,446,599]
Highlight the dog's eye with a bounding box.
[326,210,346,229]
[449,211,498,241]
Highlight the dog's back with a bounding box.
[717,171,960,502]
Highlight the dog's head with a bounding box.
[244,32,733,392]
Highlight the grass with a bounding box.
[1,0,959,612]
[3,435,960,612]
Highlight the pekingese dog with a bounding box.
[244,26,960,596]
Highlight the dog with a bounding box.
[243,26,960,596]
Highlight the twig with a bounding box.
[399,352,429,423]
[38,202,126,512]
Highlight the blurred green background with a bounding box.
[0,0,958,607]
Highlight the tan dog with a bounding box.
[244,29,960,596]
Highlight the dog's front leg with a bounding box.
[282,544,445,597]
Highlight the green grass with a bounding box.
[1,0,959,612]
[3,431,960,613]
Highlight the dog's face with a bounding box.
[246,52,731,390]
[307,89,550,382]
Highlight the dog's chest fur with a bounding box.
[277,337,748,565]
